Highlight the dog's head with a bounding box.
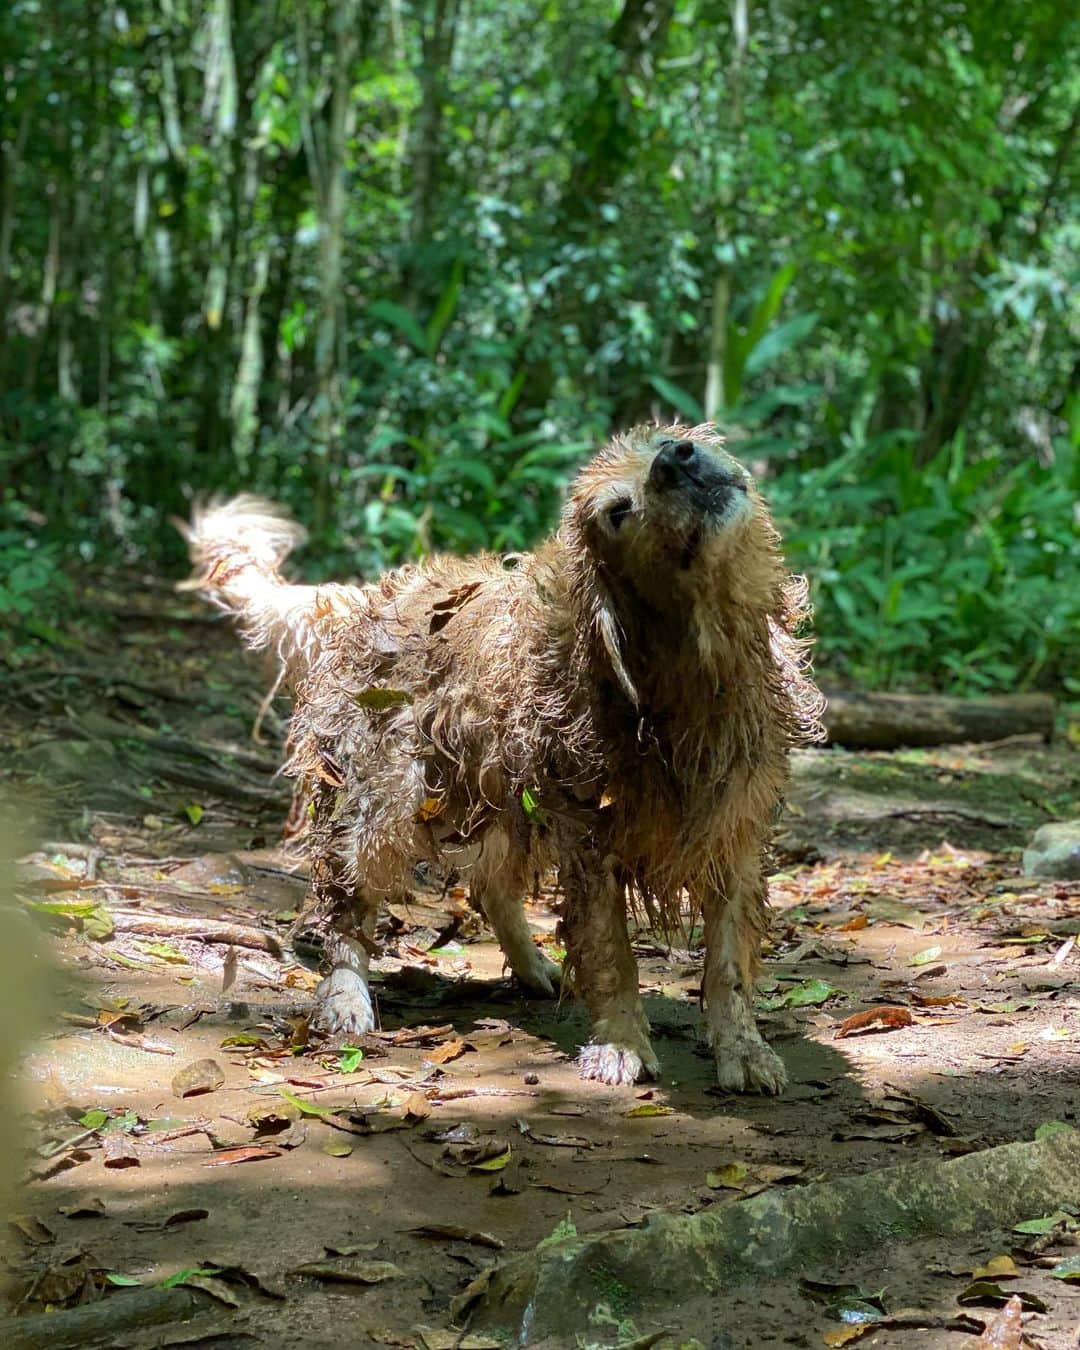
[567,424,769,585]
[555,424,794,707]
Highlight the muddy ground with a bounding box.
[1,577,1078,1349]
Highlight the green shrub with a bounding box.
[769,432,1078,694]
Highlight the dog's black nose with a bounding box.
[650,439,700,488]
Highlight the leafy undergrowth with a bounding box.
[1,583,1078,1348]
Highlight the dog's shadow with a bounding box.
[371,965,856,1123]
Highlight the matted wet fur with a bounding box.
[180,425,824,1091]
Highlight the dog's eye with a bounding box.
[607,498,633,531]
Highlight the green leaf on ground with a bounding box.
[908,945,943,966]
[183,803,204,825]
[338,1046,364,1073]
[1034,1120,1071,1140]
[1013,1210,1075,1235]
[762,978,842,1010]
[277,1086,334,1117]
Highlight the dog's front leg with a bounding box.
[561,842,659,1086]
[701,858,787,1095]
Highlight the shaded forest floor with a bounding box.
[2,577,1079,1349]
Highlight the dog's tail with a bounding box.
[178,495,360,677]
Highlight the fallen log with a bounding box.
[823,689,1054,750]
[464,1128,1080,1346]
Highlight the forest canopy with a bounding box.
[1,0,1077,693]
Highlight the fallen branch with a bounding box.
[110,909,283,956]
[0,1286,218,1349]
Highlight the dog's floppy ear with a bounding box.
[589,573,640,710]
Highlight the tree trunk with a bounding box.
[823,689,1055,750]
[703,0,748,421]
[304,0,359,536]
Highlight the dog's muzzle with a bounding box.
[647,439,747,516]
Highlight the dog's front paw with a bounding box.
[514,950,562,997]
[311,968,376,1039]
[578,1040,660,1086]
[713,1034,787,1095]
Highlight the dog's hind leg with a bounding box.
[469,833,561,995]
[311,896,379,1039]
[561,839,659,1086]
[701,854,787,1095]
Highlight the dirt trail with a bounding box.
[1,578,1078,1348]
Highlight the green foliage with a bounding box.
[0,0,1076,694]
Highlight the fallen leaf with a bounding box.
[351,687,414,711]
[9,1214,54,1245]
[761,978,841,1011]
[338,1045,365,1073]
[183,803,204,825]
[276,1085,333,1117]
[864,898,932,929]
[401,1092,432,1122]
[707,1162,748,1190]
[471,1147,512,1172]
[128,1208,210,1232]
[516,1120,591,1148]
[172,1057,226,1098]
[957,1281,1046,1312]
[103,1133,139,1168]
[972,1256,1019,1280]
[136,941,189,965]
[204,1146,282,1166]
[974,1294,1023,1349]
[823,1310,984,1346]
[834,1006,914,1038]
[416,1330,504,1350]
[1034,1120,1071,1141]
[322,1141,354,1157]
[1013,1210,1074,1235]
[624,1104,674,1118]
[294,1257,402,1284]
[58,1198,108,1219]
[426,1038,472,1065]
[908,945,943,966]
[221,947,238,994]
[833,1123,924,1142]
[405,1224,504,1250]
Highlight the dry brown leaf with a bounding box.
[974,1294,1023,1348]
[405,1224,504,1250]
[171,1057,226,1098]
[103,1132,140,1168]
[294,1257,402,1284]
[9,1214,54,1245]
[204,1145,282,1166]
[834,1005,915,1038]
[426,1037,472,1064]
